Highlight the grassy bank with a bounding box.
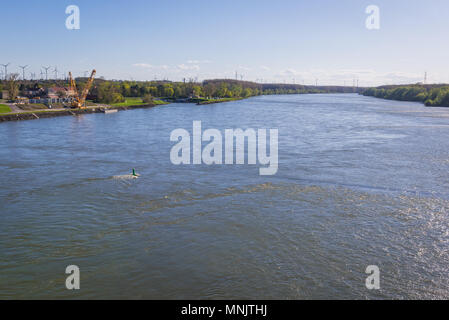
[111,97,169,107]
[0,104,12,113]
[197,97,244,105]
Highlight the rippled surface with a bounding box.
[0,94,448,299]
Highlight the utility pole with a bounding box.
[424,72,427,84]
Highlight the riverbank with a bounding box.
[0,102,167,123]
[0,96,242,122]
[196,97,244,105]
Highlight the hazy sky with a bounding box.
[2,0,449,85]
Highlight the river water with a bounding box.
[0,94,448,299]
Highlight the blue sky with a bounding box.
[1,0,449,85]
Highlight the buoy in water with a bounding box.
[132,168,140,177]
[112,169,140,180]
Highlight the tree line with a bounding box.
[362,85,449,107]
[0,76,363,104]
[90,79,361,103]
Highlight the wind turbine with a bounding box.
[42,66,51,80]
[19,65,28,80]
[1,63,10,80]
[53,66,58,80]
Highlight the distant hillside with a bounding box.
[204,79,364,94]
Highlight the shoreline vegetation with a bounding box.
[196,97,244,105]
[362,84,449,107]
[2,76,449,122]
[110,97,168,107]
[0,77,363,122]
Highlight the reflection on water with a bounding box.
[0,94,448,299]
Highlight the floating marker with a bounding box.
[111,169,140,180]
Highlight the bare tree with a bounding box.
[6,73,20,101]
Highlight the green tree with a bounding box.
[142,94,153,104]
[163,86,174,98]
[192,85,203,97]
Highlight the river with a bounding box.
[0,93,448,299]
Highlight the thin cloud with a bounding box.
[178,64,200,70]
[238,65,251,71]
[187,60,212,64]
[132,63,168,70]
[132,63,153,68]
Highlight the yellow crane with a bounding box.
[68,69,96,109]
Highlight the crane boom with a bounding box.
[79,70,96,105]
[68,72,79,100]
[68,69,96,109]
